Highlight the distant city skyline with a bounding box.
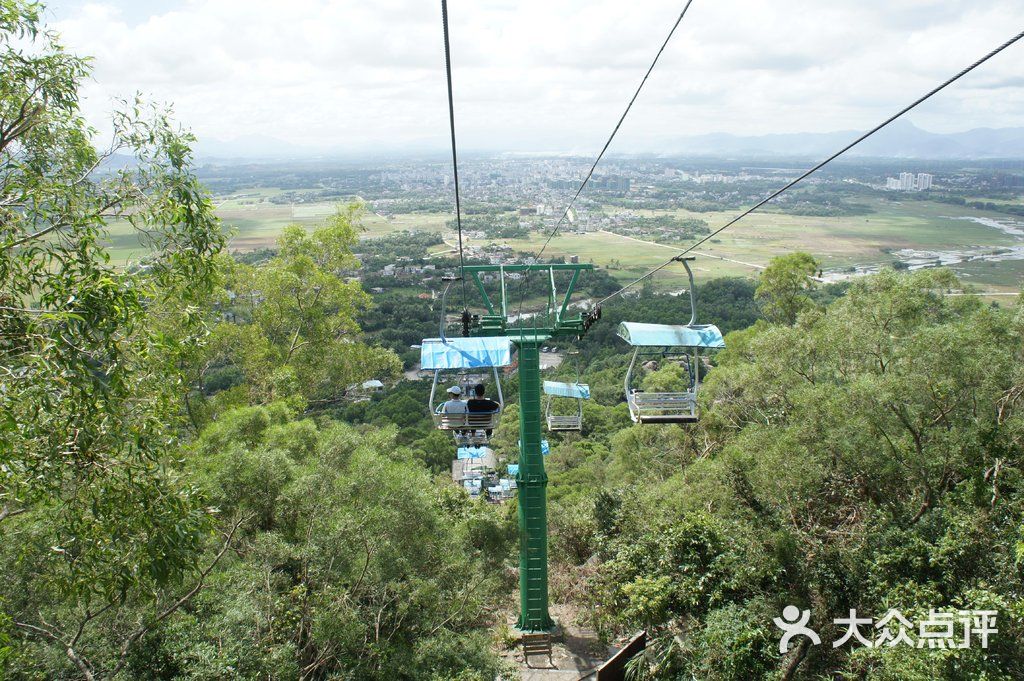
[886,172,933,191]
[45,1,1024,155]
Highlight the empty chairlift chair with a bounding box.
[420,336,512,445]
[618,257,725,424]
[543,380,590,431]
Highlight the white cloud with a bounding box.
[46,0,1024,154]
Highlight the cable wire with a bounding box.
[514,0,696,329]
[441,0,468,309]
[596,26,1024,306]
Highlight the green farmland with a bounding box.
[102,191,1024,292]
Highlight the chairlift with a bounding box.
[420,277,509,444]
[543,352,589,431]
[421,336,510,445]
[618,257,725,424]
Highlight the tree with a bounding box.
[1,2,230,674]
[120,403,514,680]
[755,252,819,325]
[212,204,401,407]
[588,269,1024,679]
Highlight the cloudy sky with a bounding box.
[44,0,1024,155]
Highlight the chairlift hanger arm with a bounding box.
[548,267,557,323]
[468,271,496,315]
[673,256,697,326]
[463,263,594,340]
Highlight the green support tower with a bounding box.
[463,264,594,632]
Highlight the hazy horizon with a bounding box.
[45,1,1024,157]
[188,120,1024,162]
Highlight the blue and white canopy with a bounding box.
[617,322,725,349]
[420,336,514,370]
[506,464,520,476]
[518,439,550,455]
[543,381,591,399]
[457,446,488,460]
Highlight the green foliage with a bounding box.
[574,269,1024,679]
[641,362,689,392]
[1,2,228,674]
[755,252,820,324]
[680,599,778,681]
[208,204,401,408]
[593,512,774,630]
[158,404,513,680]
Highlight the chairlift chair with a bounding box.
[618,257,725,424]
[420,277,509,444]
[544,382,587,431]
[421,335,511,445]
[543,380,590,431]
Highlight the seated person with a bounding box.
[440,385,468,417]
[467,383,500,436]
[467,383,500,413]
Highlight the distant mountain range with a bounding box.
[192,121,1024,161]
[665,120,1024,159]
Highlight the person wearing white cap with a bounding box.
[442,385,468,414]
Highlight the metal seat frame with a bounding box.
[622,257,714,425]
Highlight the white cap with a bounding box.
[447,385,462,395]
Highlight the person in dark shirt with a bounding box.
[467,384,500,437]
[467,384,499,413]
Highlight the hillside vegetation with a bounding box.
[3,3,1024,679]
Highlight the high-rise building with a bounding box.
[916,173,933,190]
[899,172,915,191]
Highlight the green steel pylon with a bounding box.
[514,340,552,631]
[462,264,595,632]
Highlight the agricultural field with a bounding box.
[101,188,1024,293]
[213,190,451,247]
[101,189,453,263]
[468,197,1024,291]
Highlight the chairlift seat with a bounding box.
[433,405,502,445]
[617,279,725,425]
[546,414,583,431]
[628,391,698,423]
[421,337,512,444]
[543,380,589,432]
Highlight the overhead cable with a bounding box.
[441,0,468,308]
[596,27,1024,306]
[515,0,697,326]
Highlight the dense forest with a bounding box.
[3,3,1024,679]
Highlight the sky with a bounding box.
[43,0,1024,156]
